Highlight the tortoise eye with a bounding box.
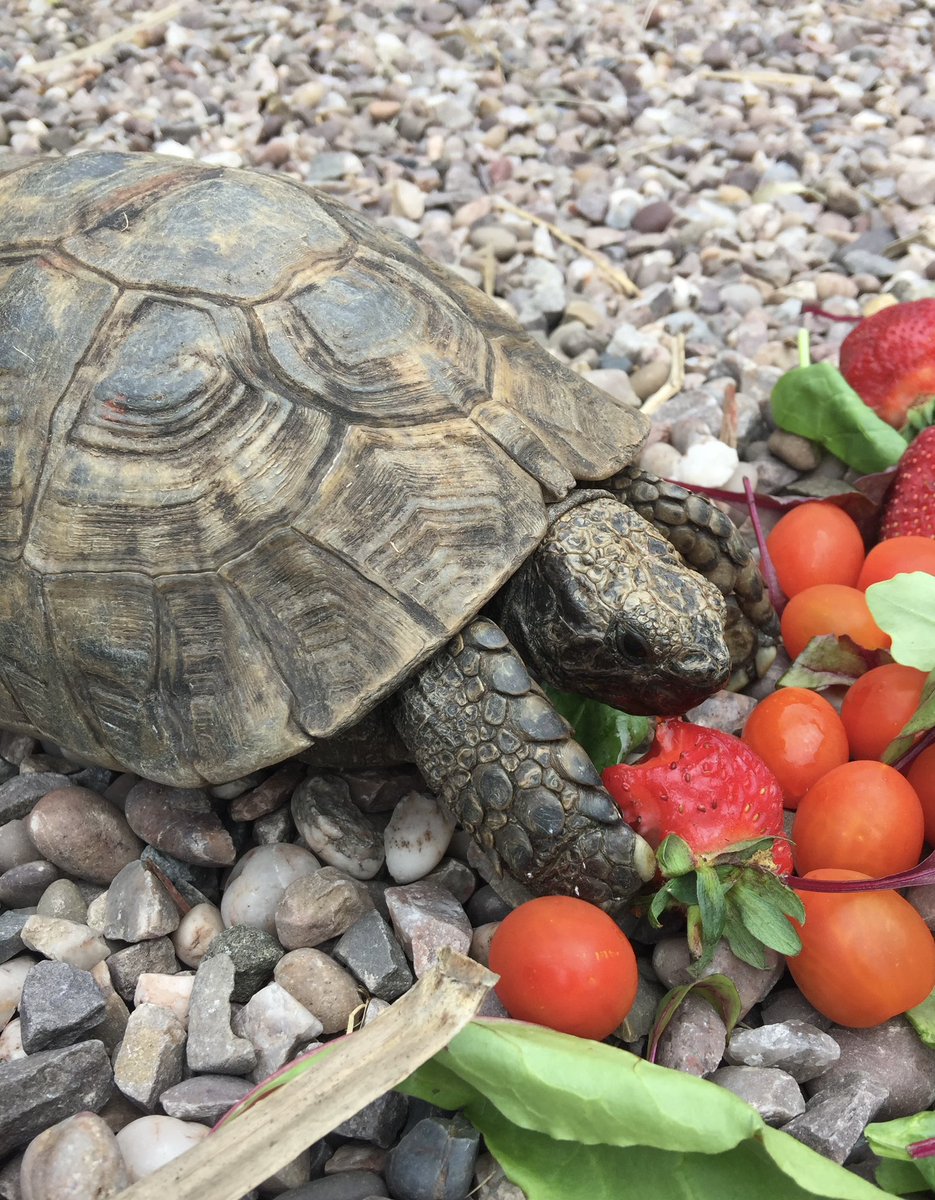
[614,619,651,664]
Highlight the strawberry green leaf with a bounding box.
[728,877,802,958]
[545,688,652,771]
[649,881,681,927]
[778,634,878,690]
[771,361,908,474]
[721,902,770,970]
[751,868,807,924]
[883,670,935,764]
[695,865,727,949]
[656,834,695,878]
[646,974,743,1063]
[866,573,935,672]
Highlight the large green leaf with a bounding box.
[866,574,935,673]
[398,1020,891,1200]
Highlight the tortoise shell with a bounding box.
[0,151,648,785]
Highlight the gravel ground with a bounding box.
[3,0,935,1196]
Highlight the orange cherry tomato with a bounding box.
[839,664,928,761]
[779,584,891,660]
[766,503,866,597]
[792,760,924,878]
[857,535,935,590]
[788,869,935,1028]
[907,744,935,846]
[489,896,639,1040]
[741,688,849,809]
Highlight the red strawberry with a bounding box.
[839,298,935,430]
[603,720,800,970]
[881,426,935,540]
[604,719,793,874]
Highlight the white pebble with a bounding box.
[221,844,320,935]
[116,1115,210,1181]
[0,955,34,1029]
[134,973,195,1029]
[384,793,456,884]
[0,1017,24,1061]
[171,902,225,968]
[669,436,739,489]
[20,915,111,971]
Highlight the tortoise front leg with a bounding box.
[392,617,656,911]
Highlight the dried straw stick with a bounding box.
[21,3,182,75]
[120,950,496,1200]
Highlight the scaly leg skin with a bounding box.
[392,617,656,911]
[606,466,779,682]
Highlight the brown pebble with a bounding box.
[26,788,142,885]
[124,782,236,867]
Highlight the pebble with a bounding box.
[25,787,142,884]
[0,818,38,871]
[0,774,73,824]
[782,1072,889,1165]
[19,1112,129,1200]
[275,948,362,1035]
[116,1115,211,1182]
[652,939,784,1018]
[171,902,225,968]
[106,938,179,1005]
[18,960,107,1053]
[385,1114,480,1200]
[292,775,385,881]
[807,1019,935,1120]
[708,1066,805,1126]
[276,866,375,949]
[20,916,110,971]
[228,762,305,822]
[333,1091,408,1149]
[384,881,473,977]
[186,954,257,1076]
[0,1039,113,1157]
[201,925,284,1004]
[102,861,180,942]
[0,955,35,1029]
[383,792,455,884]
[124,782,236,866]
[294,1171,390,1199]
[233,981,323,1080]
[133,972,195,1027]
[221,843,320,934]
[159,1074,252,1124]
[333,911,414,1002]
[114,1003,187,1111]
[654,993,728,1076]
[725,1020,840,1083]
[36,878,89,923]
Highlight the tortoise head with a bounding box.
[498,494,731,715]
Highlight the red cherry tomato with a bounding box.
[488,896,639,1040]
[839,664,928,761]
[741,688,849,809]
[857,536,935,590]
[780,584,891,660]
[792,760,924,878]
[766,503,866,597]
[788,869,935,1028]
[907,745,935,846]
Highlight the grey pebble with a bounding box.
[725,1020,840,1083]
[808,1019,935,1120]
[0,819,38,872]
[187,953,257,1076]
[708,1066,805,1125]
[0,1039,113,1157]
[654,993,727,1076]
[103,861,179,942]
[782,1072,889,1165]
[19,960,107,1053]
[36,878,88,923]
[766,430,824,472]
[334,1091,409,1150]
[384,880,472,976]
[0,912,27,965]
[333,911,414,1003]
[385,1114,480,1200]
[106,937,179,1005]
[0,861,59,908]
[0,774,72,824]
[140,845,219,907]
[159,1074,252,1124]
[279,1173,388,1200]
[202,924,284,1003]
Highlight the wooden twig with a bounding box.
[640,333,686,416]
[699,68,815,89]
[20,3,182,75]
[492,196,639,298]
[119,950,496,1200]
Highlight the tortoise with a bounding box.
[0,151,775,910]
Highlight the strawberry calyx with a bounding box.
[648,833,804,973]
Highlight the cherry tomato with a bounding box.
[907,744,935,846]
[788,869,935,1028]
[488,896,639,1040]
[766,503,866,597]
[741,688,849,810]
[857,535,935,590]
[792,760,924,878]
[779,583,891,660]
[839,664,928,761]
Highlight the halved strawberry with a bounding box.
[604,720,802,970]
[881,426,935,540]
[839,298,935,431]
